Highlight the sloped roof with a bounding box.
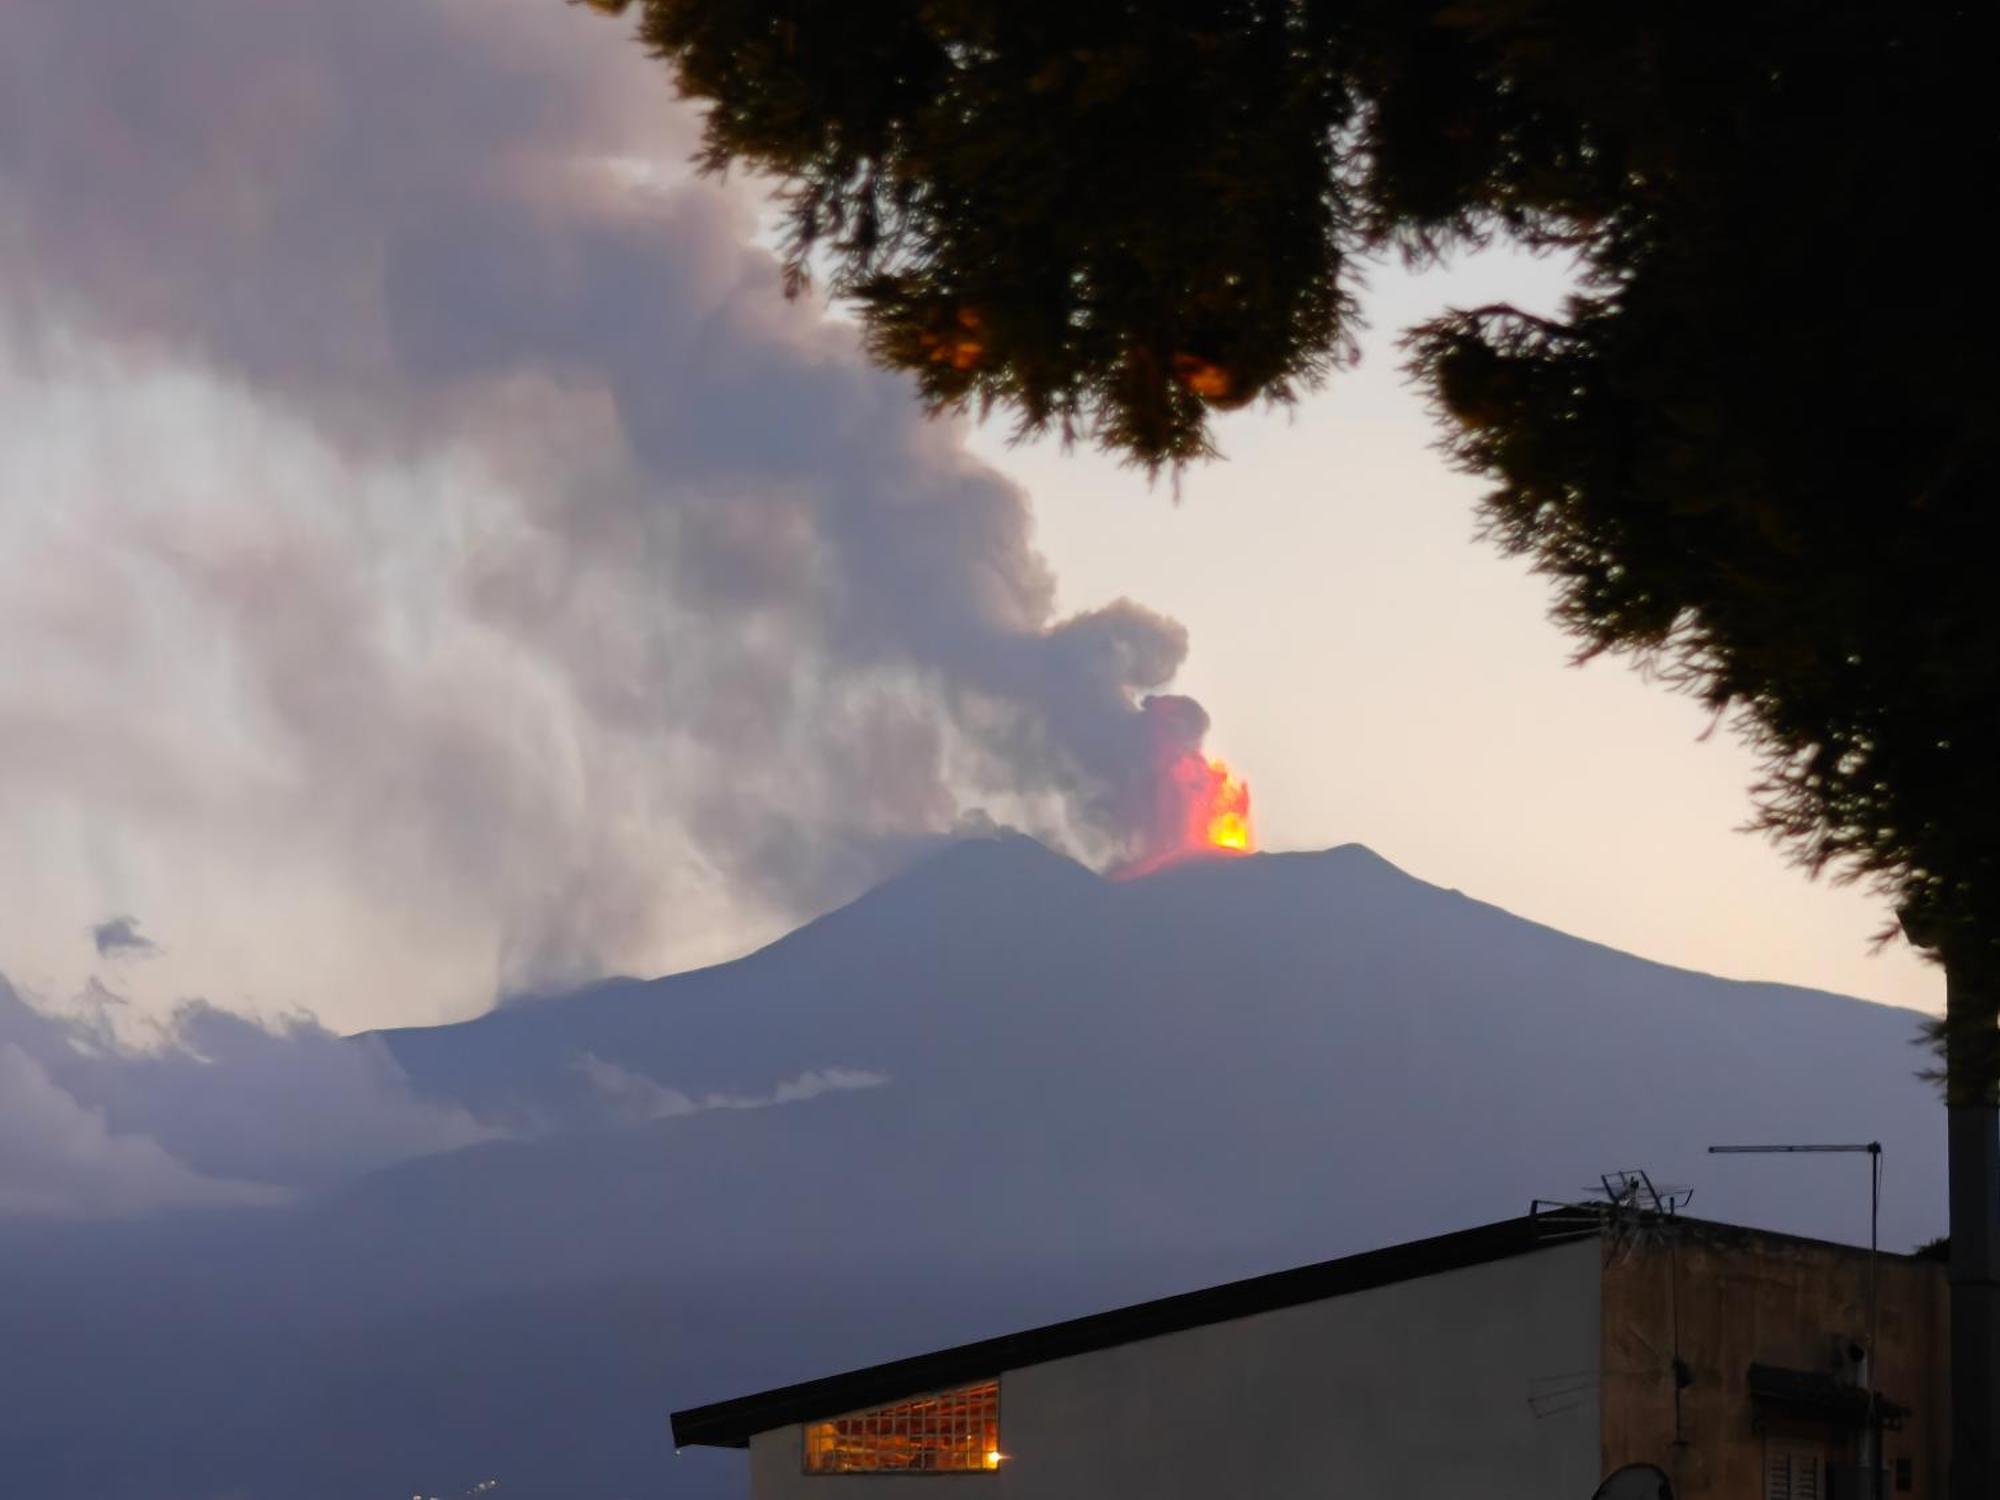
[671,1210,1935,1450]
[671,1213,1587,1449]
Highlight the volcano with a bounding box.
[0,838,1944,1500]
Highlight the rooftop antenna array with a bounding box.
[1593,1169,1693,1216]
[1529,1168,1692,1241]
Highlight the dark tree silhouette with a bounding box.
[584,1,1996,1487]
[633,0,1366,467]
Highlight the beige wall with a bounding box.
[1601,1225,1949,1498]
[749,1237,1602,1500]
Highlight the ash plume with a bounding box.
[90,916,159,961]
[0,0,1225,1013]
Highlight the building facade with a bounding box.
[673,1214,1947,1499]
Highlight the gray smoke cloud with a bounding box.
[0,973,495,1212]
[90,916,159,961]
[0,1040,282,1218]
[571,1052,890,1125]
[0,0,1218,1011]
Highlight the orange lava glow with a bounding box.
[1176,752,1253,856]
[1116,751,1254,880]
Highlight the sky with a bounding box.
[973,253,1943,1018]
[0,0,1938,1042]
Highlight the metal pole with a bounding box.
[1870,1142,1881,1488]
[1939,952,2000,1500]
[1709,1142,1884,1490]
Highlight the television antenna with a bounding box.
[1593,1169,1693,1216]
[1528,1168,1692,1244]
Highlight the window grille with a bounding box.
[1767,1442,1824,1500]
[803,1381,1001,1474]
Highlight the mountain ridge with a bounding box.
[363,834,1937,1253]
[1,833,1944,1499]
[371,834,1920,1053]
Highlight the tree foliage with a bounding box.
[631,0,1365,465]
[592,0,1997,1077]
[1396,4,1997,1084]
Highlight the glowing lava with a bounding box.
[1114,750,1255,879]
[1174,752,1253,856]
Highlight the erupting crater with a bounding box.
[1115,750,1254,880]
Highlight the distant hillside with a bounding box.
[0,837,1941,1499]
[372,833,1940,1256]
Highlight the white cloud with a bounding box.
[572,1051,888,1125]
[0,974,497,1205]
[0,1042,283,1219]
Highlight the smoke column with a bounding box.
[0,0,1238,1017]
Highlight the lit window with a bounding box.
[803,1381,1001,1474]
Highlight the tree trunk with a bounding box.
[1945,951,1999,1500]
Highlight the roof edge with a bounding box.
[670,1209,1940,1450]
[670,1212,1589,1450]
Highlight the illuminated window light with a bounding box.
[803,1381,1001,1475]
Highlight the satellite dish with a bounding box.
[1592,1463,1673,1500]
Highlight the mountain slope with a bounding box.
[372,834,1940,1255]
[0,837,1942,1500]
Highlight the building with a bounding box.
[671,1210,1948,1499]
